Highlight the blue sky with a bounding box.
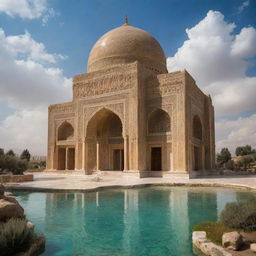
[0,0,255,155]
[1,0,255,77]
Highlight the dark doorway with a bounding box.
[194,146,201,170]
[58,148,66,170]
[151,147,162,171]
[113,149,124,170]
[67,148,75,170]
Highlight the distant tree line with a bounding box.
[0,148,46,175]
[217,145,256,172]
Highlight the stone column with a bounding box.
[201,145,205,170]
[124,136,129,171]
[170,152,173,171]
[53,146,57,170]
[65,147,68,170]
[82,139,85,170]
[96,140,100,171]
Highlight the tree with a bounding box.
[240,155,254,171]
[0,154,28,175]
[20,149,31,162]
[0,148,4,156]
[217,148,231,167]
[236,145,256,156]
[6,150,15,157]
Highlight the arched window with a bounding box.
[58,122,74,140]
[148,109,171,134]
[193,115,202,140]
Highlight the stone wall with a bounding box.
[0,174,33,183]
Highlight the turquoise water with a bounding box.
[13,187,256,256]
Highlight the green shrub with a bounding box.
[28,161,39,169]
[0,218,36,256]
[39,161,46,168]
[193,221,233,245]
[0,155,28,175]
[225,160,234,170]
[252,152,256,161]
[220,199,256,231]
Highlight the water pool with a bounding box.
[13,187,256,256]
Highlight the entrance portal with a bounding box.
[151,147,162,171]
[85,108,124,171]
[113,149,124,170]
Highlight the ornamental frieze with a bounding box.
[146,74,182,97]
[152,83,181,95]
[49,103,74,114]
[54,113,75,119]
[73,72,136,98]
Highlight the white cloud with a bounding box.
[0,0,56,25]
[231,27,256,58]
[42,8,57,26]
[0,28,71,109]
[167,10,256,153]
[5,30,66,64]
[0,28,71,155]
[167,10,256,116]
[238,0,250,13]
[0,0,47,19]
[216,114,256,154]
[0,108,47,155]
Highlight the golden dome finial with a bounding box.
[124,15,128,25]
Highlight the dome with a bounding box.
[87,22,167,73]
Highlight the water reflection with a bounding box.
[14,187,254,256]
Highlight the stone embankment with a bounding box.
[0,184,45,256]
[0,174,33,183]
[193,231,233,256]
[193,231,256,256]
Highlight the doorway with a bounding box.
[151,147,162,171]
[113,149,124,170]
[194,146,201,170]
[58,148,66,170]
[67,148,75,170]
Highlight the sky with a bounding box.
[0,0,255,156]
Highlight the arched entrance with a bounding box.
[147,109,171,171]
[85,108,124,172]
[57,121,75,170]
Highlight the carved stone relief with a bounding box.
[49,103,74,113]
[73,72,136,98]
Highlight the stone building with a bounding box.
[47,20,215,175]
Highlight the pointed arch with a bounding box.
[148,108,171,134]
[86,107,123,138]
[85,108,124,171]
[193,115,202,140]
[58,121,74,140]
